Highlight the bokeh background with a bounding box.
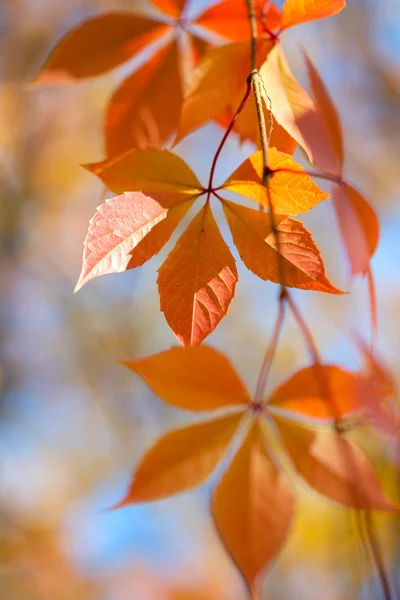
[0,0,399,598]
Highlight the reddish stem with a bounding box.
[207,80,252,193]
[273,167,342,185]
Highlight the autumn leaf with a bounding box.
[195,0,281,41]
[86,148,203,202]
[212,420,294,593]
[157,204,238,346]
[222,148,329,215]
[332,182,379,276]
[303,51,344,175]
[176,39,273,144]
[105,41,183,155]
[275,417,396,510]
[123,345,252,410]
[33,12,168,82]
[268,364,374,421]
[116,412,243,505]
[75,192,194,291]
[222,200,341,293]
[259,45,338,171]
[280,0,346,30]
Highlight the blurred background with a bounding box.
[0,0,399,598]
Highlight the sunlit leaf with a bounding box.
[276,417,396,510]
[195,0,281,41]
[86,149,203,202]
[116,413,243,504]
[222,200,341,293]
[259,45,338,171]
[157,204,238,346]
[281,0,346,30]
[303,51,344,175]
[34,13,167,82]
[268,364,374,421]
[332,183,379,276]
[105,41,183,156]
[176,39,272,143]
[75,192,194,291]
[222,148,329,215]
[123,345,252,410]
[212,420,294,592]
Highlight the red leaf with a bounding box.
[116,412,243,505]
[75,192,194,291]
[123,345,252,410]
[222,201,341,293]
[332,182,379,276]
[157,204,238,346]
[212,420,294,593]
[149,0,188,18]
[34,13,167,82]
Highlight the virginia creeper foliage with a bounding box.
[36,0,399,596]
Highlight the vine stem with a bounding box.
[364,511,393,600]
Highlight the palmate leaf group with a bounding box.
[34,0,396,594]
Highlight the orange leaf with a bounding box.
[157,204,238,346]
[303,51,344,175]
[195,0,281,41]
[149,0,188,18]
[75,192,194,291]
[105,41,183,156]
[281,0,346,30]
[222,201,341,293]
[86,149,203,202]
[34,13,167,82]
[123,345,252,410]
[332,183,379,276]
[276,417,396,510]
[215,95,296,154]
[212,420,294,592]
[222,148,329,215]
[268,364,374,420]
[176,39,272,143]
[116,412,243,505]
[259,45,338,171]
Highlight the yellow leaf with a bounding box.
[116,412,243,504]
[222,148,329,215]
[212,419,294,593]
[86,149,203,202]
[157,204,238,346]
[123,345,252,410]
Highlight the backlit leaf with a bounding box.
[123,345,252,410]
[176,39,272,143]
[157,204,238,346]
[149,0,188,18]
[86,149,203,202]
[303,51,344,175]
[268,365,374,421]
[195,0,281,41]
[222,148,329,215]
[281,0,346,30]
[259,45,338,171]
[105,41,183,156]
[276,417,396,510]
[212,420,294,592]
[75,192,194,291]
[332,183,379,276]
[116,413,243,504]
[34,13,167,82]
[222,200,340,293]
